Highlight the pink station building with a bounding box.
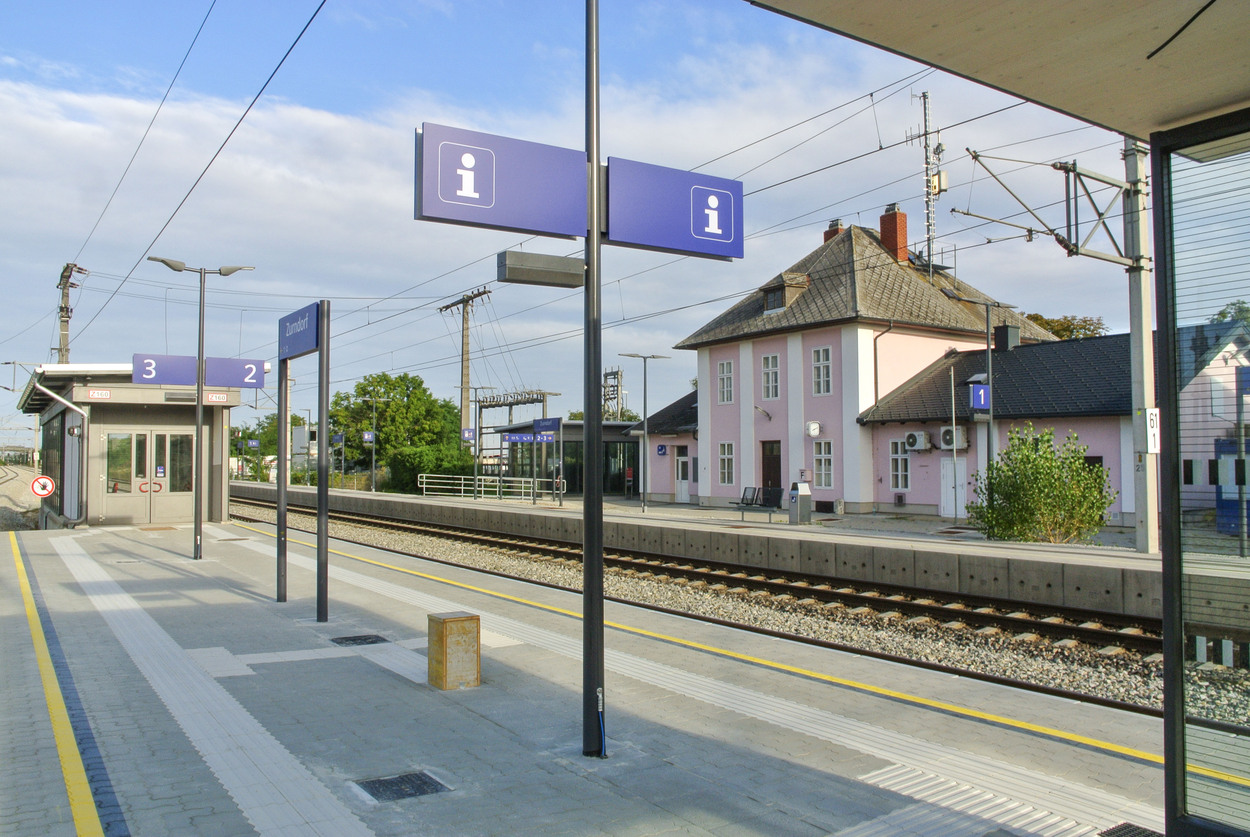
[635,204,1225,528]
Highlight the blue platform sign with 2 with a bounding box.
[205,357,264,388]
[278,302,319,361]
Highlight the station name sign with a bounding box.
[279,302,320,361]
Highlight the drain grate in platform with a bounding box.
[356,771,449,801]
[330,634,389,647]
[1099,825,1163,837]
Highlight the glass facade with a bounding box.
[1156,108,1250,835]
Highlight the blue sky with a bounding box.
[0,0,1132,446]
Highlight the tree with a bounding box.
[328,372,471,491]
[567,408,641,421]
[1024,313,1110,340]
[966,423,1117,544]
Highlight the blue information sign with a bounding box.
[536,433,554,443]
[416,123,586,238]
[534,417,561,433]
[970,384,990,410]
[132,353,198,386]
[248,439,260,449]
[278,302,320,361]
[503,433,534,443]
[362,430,375,443]
[1238,366,1250,396]
[461,428,476,442]
[205,357,265,388]
[606,157,744,259]
[657,444,667,456]
[331,433,344,445]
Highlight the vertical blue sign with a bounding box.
[278,303,320,361]
[606,157,744,259]
[970,384,990,410]
[362,430,375,443]
[461,428,476,442]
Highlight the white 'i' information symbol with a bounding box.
[456,152,479,199]
[703,194,722,235]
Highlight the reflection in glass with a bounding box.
[106,433,132,493]
[168,434,193,493]
[1171,129,1250,829]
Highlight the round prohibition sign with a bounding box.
[31,475,55,498]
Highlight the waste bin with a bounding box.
[788,481,812,525]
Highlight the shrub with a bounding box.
[966,423,1117,543]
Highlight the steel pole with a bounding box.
[316,300,330,622]
[641,357,649,513]
[194,267,205,561]
[276,359,288,601]
[583,0,606,759]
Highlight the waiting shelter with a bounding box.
[18,363,240,528]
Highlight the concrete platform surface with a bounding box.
[4,522,1165,836]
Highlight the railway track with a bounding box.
[230,496,1164,661]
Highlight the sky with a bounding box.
[0,0,1140,448]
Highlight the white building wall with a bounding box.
[841,326,876,509]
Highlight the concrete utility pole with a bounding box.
[56,264,85,363]
[953,141,1159,554]
[439,287,490,432]
[1122,139,1159,554]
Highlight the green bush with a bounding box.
[966,423,1117,543]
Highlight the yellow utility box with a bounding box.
[427,612,480,690]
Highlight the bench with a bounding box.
[733,486,785,521]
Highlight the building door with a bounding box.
[761,440,782,488]
[101,429,195,525]
[939,457,967,519]
[674,445,690,504]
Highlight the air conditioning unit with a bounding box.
[904,431,931,451]
[938,426,968,450]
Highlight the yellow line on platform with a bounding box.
[10,532,104,836]
[237,520,1250,787]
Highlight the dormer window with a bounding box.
[764,287,785,312]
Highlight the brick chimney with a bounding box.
[879,203,908,262]
[823,219,846,242]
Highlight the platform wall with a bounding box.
[231,482,1163,619]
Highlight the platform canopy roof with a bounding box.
[751,1,1248,141]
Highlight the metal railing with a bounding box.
[418,473,565,501]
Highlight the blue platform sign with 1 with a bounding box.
[605,157,744,259]
[278,302,319,361]
[132,354,198,386]
[970,384,990,410]
[415,123,586,238]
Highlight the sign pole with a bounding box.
[316,300,330,623]
[583,0,607,759]
[276,358,289,602]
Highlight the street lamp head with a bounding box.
[148,256,187,272]
[218,266,254,276]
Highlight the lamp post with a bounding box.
[619,353,668,513]
[148,257,254,560]
[940,288,1015,481]
[456,385,495,499]
[361,395,390,492]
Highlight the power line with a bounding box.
[71,0,329,344]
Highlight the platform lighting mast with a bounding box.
[910,92,947,279]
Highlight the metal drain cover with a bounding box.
[330,634,389,646]
[356,771,449,801]
[1099,825,1163,837]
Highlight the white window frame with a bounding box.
[813,440,833,488]
[812,346,832,396]
[717,360,734,404]
[718,442,735,485]
[889,439,910,491]
[761,354,779,400]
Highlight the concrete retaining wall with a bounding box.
[231,483,1162,618]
